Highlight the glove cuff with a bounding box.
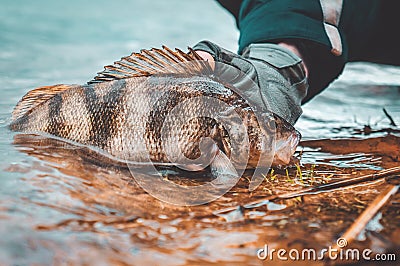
[193,40,222,61]
[193,40,241,65]
[242,43,308,125]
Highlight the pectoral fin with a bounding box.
[210,150,239,187]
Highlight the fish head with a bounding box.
[244,113,301,168]
[271,114,301,166]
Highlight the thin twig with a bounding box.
[383,108,397,127]
[329,184,399,259]
[275,166,400,199]
[214,167,400,214]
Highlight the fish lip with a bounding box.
[273,129,301,165]
[275,130,301,152]
[292,129,302,150]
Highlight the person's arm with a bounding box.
[194,41,308,125]
[210,0,348,105]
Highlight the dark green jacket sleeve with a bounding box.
[215,0,400,102]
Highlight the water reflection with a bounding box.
[2,132,399,264]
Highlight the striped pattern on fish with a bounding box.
[9,46,301,169]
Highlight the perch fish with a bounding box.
[9,46,300,173]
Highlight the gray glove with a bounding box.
[193,41,308,125]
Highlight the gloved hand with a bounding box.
[193,40,308,125]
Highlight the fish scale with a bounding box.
[9,46,301,170]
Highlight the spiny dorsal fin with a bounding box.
[12,84,77,121]
[88,46,212,84]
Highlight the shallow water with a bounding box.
[1,1,400,265]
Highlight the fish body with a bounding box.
[9,47,300,170]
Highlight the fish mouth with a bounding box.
[273,130,301,165]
